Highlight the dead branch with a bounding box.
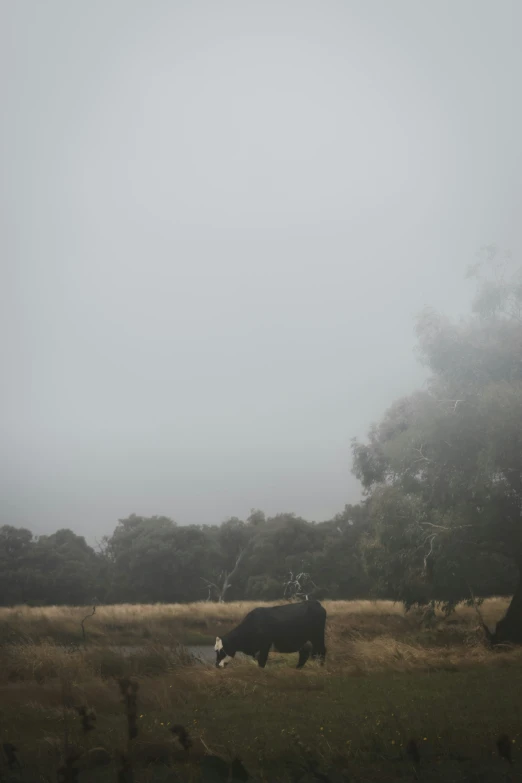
[81,603,96,643]
[219,547,245,602]
[421,522,472,532]
[200,578,221,601]
[202,548,247,603]
[412,444,432,464]
[434,399,465,411]
[422,534,437,579]
[283,571,317,601]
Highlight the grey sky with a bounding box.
[1,1,520,541]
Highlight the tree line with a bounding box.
[2,247,521,640]
[0,506,373,607]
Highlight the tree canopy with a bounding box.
[352,247,522,640]
[0,508,372,606]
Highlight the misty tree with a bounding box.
[104,515,218,603]
[305,505,372,600]
[0,526,35,605]
[243,513,322,600]
[0,526,100,606]
[352,247,522,642]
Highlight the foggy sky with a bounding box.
[2,1,521,541]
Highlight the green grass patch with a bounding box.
[2,664,522,780]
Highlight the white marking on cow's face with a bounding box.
[215,637,233,667]
[214,636,232,669]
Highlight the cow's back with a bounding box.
[244,600,326,653]
[240,600,324,627]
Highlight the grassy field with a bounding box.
[1,598,522,781]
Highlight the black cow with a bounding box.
[214,600,327,669]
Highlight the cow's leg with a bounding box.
[297,643,312,669]
[310,636,327,666]
[256,645,270,668]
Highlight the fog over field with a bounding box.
[2,0,521,539]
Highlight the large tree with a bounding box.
[104,515,216,603]
[352,247,522,642]
[0,526,100,606]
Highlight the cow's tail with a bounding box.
[466,582,493,644]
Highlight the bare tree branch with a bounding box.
[283,571,317,602]
[202,547,247,603]
[434,399,465,412]
[200,578,221,602]
[421,522,472,532]
[219,548,246,602]
[412,444,432,464]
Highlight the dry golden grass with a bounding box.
[0,596,514,677]
[0,598,419,634]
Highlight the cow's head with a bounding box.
[214,636,234,668]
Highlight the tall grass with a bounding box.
[0,596,510,647]
[0,597,517,686]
